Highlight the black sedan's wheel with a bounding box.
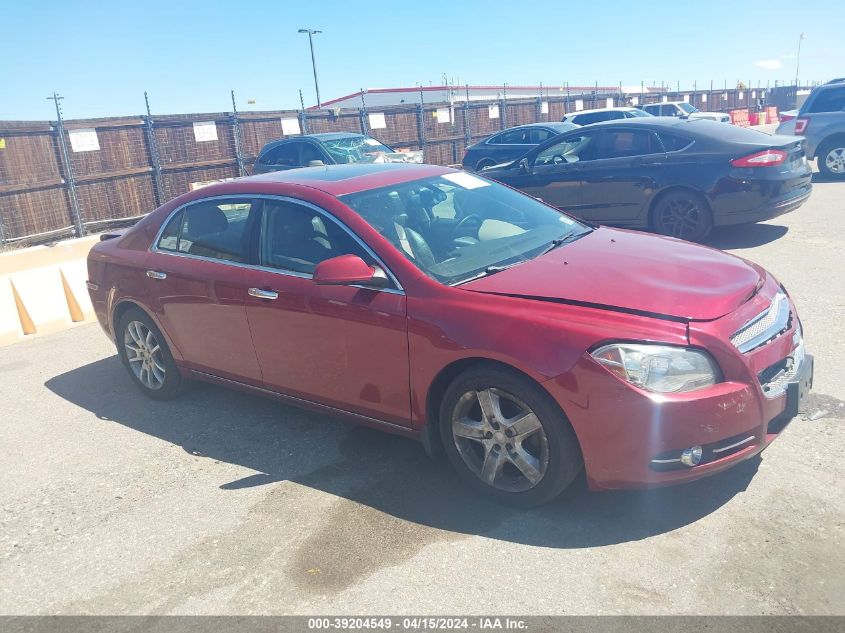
[651,190,713,242]
[475,158,496,172]
[439,366,582,507]
[817,137,845,180]
[117,307,185,400]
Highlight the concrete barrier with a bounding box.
[0,236,99,347]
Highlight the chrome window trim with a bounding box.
[149,193,405,294]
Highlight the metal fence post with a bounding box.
[499,84,508,130]
[48,92,84,237]
[229,90,247,177]
[417,89,426,160]
[0,210,7,245]
[298,89,309,135]
[463,84,471,151]
[143,92,165,205]
[359,90,369,135]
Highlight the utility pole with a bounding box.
[795,32,805,88]
[298,29,323,108]
[48,92,84,237]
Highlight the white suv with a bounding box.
[642,101,730,123]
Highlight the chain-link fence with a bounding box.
[0,81,821,247]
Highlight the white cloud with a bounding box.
[755,59,783,70]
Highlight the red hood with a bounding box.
[461,227,765,321]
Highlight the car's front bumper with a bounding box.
[543,290,812,490]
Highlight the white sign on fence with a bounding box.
[739,91,744,100]
[606,98,614,108]
[436,107,451,124]
[368,112,387,129]
[68,128,100,152]
[683,94,690,103]
[631,96,639,105]
[541,101,549,114]
[193,121,218,143]
[702,93,708,103]
[281,117,301,135]
[488,104,499,119]
[574,99,584,111]
[662,95,668,102]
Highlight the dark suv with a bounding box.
[776,79,845,179]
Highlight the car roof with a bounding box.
[569,107,640,114]
[501,122,573,130]
[241,163,453,196]
[258,132,367,154]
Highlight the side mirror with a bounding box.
[313,254,388,288]
[518,157,530,173]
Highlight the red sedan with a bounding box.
[86,163,813,506]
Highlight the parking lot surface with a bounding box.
[1,174,844,615]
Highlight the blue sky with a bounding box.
[1,0,843,120]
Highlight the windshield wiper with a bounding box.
[536,229,591,258]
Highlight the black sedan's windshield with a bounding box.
[321,136,394,164]
[340,173,590,285]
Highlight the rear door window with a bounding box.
[593,130,663,160]
[496,128,532,144]
[658,133,693,152]
[807,88,845,113]
[157,199,257,264]
[529,128,555,143]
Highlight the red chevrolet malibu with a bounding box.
[86,163,813,506]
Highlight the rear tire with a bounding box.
[475,158,496,172]
[817,137,845,180]
[116,307,185,400]
[438,366,582,507]
[651,190,713,242]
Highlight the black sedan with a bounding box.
[252,133,422,174]
[461,122,578,172]
[480,118,812,241]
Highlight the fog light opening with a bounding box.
[681,446,703,467]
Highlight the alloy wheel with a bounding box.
[824,147,845,174]
[124,320,166,390]
[451,388,549,492]
[658,197,704,239]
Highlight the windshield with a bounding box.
[340,173,589,285]
[321,136,395,164]
[678,103,699,114]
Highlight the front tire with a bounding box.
[438,366,582,507]
[817,137,845,180]
[116,307,185,400]
[651,190,713,242]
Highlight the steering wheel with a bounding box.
[452,214,483,239]
[552,154,567,165]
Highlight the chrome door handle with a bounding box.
[248,288,279,300]
[146,270,167,280]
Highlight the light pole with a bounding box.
[298,28,322,108]
[795,32,805,88]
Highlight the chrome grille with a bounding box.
[730,291,790,353]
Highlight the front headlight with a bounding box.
[591,343,720,393]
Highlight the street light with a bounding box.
[298,28,322,108]
[795,32,805,88]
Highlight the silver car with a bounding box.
[775,79,845,179]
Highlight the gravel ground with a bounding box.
[1,172,843,616]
